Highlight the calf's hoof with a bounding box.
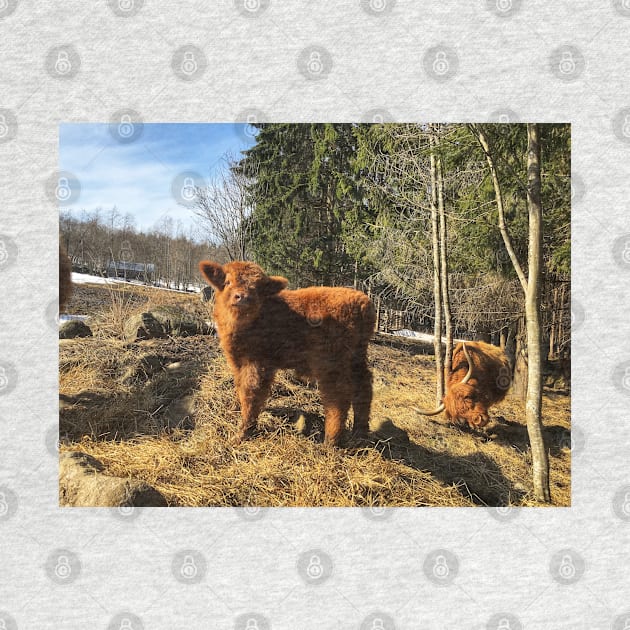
[323,432,344,448]
[351,427,369,440]
[233,425,258,444]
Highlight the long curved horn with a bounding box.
[413,402,445,416]
[460,342,473,384]
[415,342,474,416]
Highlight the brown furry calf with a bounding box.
[199,260,376,445]
[59,243,73,311]
[417,340,511,429]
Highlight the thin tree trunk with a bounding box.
[470,124,528,293]
[430,137,445,402]
[436,133,453,377]
[525,123,551,503]
[511,325,528,402]
[549,286,557,360]
[473,122,528,397]
[557,283,566,357]
[500,327,507,350]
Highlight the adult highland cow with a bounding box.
[416,340,512,429]
[199,260,375,445]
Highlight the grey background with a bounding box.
[0,1,628,628]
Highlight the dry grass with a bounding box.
[59,283,571,507]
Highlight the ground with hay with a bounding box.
[59,281,571,507]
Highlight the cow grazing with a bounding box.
[416,340,512,429]
[59,243,73,312]
[199,260,376,446]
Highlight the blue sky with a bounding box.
[59,123,256,234]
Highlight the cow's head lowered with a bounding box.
[199,261,288,325]
[415,343,492,429]
[444,381,491,429]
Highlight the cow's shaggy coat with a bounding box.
[418,340,512,429]
[199,261,375,445]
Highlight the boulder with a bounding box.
[121,354,165,385]
[59,451,167,507]
[124,306,211,341]
[124,312,166,341]
[59,320,93,339]
[149,305,206,336]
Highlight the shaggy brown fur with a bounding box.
[59,243,73,312]
[444,341,512,429]
[199,260,376,445]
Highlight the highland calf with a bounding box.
[199,261,376,445]
[417,340,512,429]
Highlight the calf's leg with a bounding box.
[234,364,275,442]
[351,360,373,438]
[319,375,352,446]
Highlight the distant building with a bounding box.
[107,260,155,282]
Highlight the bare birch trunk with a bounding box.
[469,123,550,503]
[471,124,528,292]
[436,135,453,377]
[512,320,528,399]
[430,135,445,402]
[525,123,551,503]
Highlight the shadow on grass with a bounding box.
[487,417,571,458]
[59,338,214,442]
[368,418,526,506]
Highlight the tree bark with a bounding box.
[525,123,551,503]
[512,318,528,399]
[436,132,453,377]
[429,135,445,402]
[470,124,528,293]
[549,286,557,360]
[469,122,551,503]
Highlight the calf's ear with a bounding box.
[199,261,226,290]
[263,275,288,295]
